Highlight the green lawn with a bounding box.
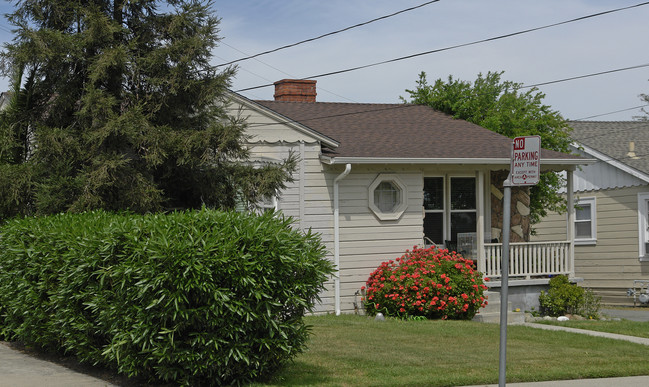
[253,314,649,387]
[537,319,649,339]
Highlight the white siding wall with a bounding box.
[332,165,424,313]
[558,147,647,193]
[534,185,649,304]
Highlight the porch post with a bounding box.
[566,169,575,277]
[476,170,485,273]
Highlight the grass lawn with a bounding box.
[536,319,649,339]
[252,314,649,387]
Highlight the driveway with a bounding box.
[602,306,649,322]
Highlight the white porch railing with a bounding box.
[481,241,572,280]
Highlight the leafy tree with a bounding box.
[402,71,574,225]
[639,90,649,121]
[0,0,296,218]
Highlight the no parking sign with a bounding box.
[510,136,541,186]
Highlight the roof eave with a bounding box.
[572,141,649,183]
[321,156,594,170]
[225,91,340,149]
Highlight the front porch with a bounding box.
[473,240,579,312]
[480,240,573,280]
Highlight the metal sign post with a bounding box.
[499,136,541,387]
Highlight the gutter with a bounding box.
[320,155,595,167]
[333,163,352,316]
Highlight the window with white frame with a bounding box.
[638,193,649,261]
[423,176,476,246]
[257,194,278,214]
[368,174,408,220]
[574,197,596,245]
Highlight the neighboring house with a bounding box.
[533,120,649,305]
[226,79,591,314]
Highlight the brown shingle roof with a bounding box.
[255,100,581,164]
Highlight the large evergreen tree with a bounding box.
[402,71,574,226]
[0,0,295,218]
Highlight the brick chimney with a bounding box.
[273,79,317,102]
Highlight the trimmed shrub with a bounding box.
[539,275,601,318]
[363,246,488,320]
[0,209,333,386]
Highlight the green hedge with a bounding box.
[0,209,333,385]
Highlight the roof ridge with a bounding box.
[254,100,406,107]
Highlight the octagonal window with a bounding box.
[368,174,408,220]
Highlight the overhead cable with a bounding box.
[521,64,649,89]
[573,105,649,121]
[235,1,649,93]
[217,0,441,67]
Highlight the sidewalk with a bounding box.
[0,341,116,387]
[467,375,649,387]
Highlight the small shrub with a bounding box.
[539,275,600,318]
[0,209,333,386]
[581,288,602,319]
[363,246,488,320]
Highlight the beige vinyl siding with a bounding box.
[227,98,330,143]
[332,166,425,313]
[534,185,649,304]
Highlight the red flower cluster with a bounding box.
[363,246,488,320]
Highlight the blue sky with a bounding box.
[1,0,648,121]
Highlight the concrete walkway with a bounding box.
[468,375,649,387]
[0,342,116,387]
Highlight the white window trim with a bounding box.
[257,195,279,213]
[368,174,408,221]
[638,192,649,261]
[574,196,597,246]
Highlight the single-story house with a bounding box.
[227,79,591,314]
[533,120,649,305]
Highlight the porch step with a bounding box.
[472,291,525,324]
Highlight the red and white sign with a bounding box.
[510,136,541,186]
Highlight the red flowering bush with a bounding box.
[363,246,488,320]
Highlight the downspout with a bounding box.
[334,163,352,316]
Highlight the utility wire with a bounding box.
[573,105,649,121]
[242,64,649,130]
[521,63,649,90]
[236,1,649,93]
[221,41,358,102]
[217,0,441,67]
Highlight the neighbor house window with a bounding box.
[574,197,596,245]
[423,176,476,246]
[368,174,408,220]
[638,193,649,261]
[257,195,278,214]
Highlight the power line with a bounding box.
[235,1,649,93]
[573,105,649,121]
[221,41,358,103]
[245,103,417,129]
[521,63,649,90]
[217,0,441,67]
[241,66,649,129]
